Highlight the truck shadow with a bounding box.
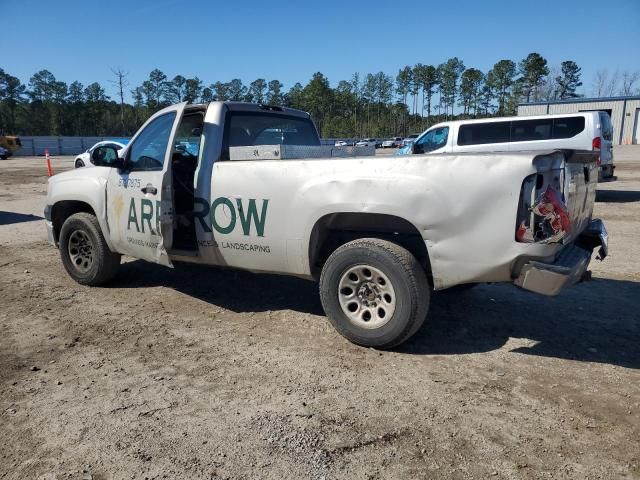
[113,261,639,369]
[401,279,640,369]
[595,189,640,203]
[0,211,43,226]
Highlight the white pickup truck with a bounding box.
[45,101,608,348]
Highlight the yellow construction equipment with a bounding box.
[0,136,22,157]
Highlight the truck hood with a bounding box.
[48,166,111,186]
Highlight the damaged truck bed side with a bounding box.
[44,101,608,348]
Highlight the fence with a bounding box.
[14,136,131,156]
[13,136,355,156]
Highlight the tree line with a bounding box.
[1,54,638,138]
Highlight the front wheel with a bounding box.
[319,238,430,349]
[59,212,120,285]
[75,159,85,168]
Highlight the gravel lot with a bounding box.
[1,148,638,480]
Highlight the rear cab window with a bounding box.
[222,112,320,160]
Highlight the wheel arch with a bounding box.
[308,212,432,284]
[50,199,115,252]
[51,200,95,243]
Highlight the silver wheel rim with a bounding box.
[68,229,93,273]
[338,265,396,329]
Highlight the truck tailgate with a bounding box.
[563,151,598,242]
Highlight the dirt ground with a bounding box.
[0,149,638,480]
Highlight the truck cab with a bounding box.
[46,102,321,269]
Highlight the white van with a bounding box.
[401,112,615,180]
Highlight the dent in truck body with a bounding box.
[192,149,578,290]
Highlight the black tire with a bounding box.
[319,238,430,349]
[0,155,7,160]
[59,212,120,285]
[75,159,85,168]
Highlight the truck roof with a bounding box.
[188,101,311,119]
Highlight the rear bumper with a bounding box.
[514,219,608,296]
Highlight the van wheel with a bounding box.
[59,213,120,285]
[319,238,430,349]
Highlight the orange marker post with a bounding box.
[45,149,53,176]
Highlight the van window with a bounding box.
[413,127,449,153]
[599,112,613,141]
[457,121,510,146]
[511,119,552,142]
[552,117,585,139]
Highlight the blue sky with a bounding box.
[2,0,639,101]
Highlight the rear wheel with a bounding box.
[319,238,430,348]
[59,212,120,285]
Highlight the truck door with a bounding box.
[105,103,187,266]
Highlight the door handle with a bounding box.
[141,184,157,195]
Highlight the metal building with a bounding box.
[518,95,640,145]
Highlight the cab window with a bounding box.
[173,113,204,158]
[222,112,320,160]
[128,112,177,171]
[413,127,449,154]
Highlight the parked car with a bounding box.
[396,112,615,180]
[0,145,10,160]
[355,138,378,148]
[74,141,128,168]
[402,134,419,146]
[382,137,403,148]
[45,101,607,349]
[335,140,348,147]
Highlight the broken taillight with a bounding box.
[516,176,572,244]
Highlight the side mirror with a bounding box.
[91,145,125,169]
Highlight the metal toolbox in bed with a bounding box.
[229,144,375,160]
